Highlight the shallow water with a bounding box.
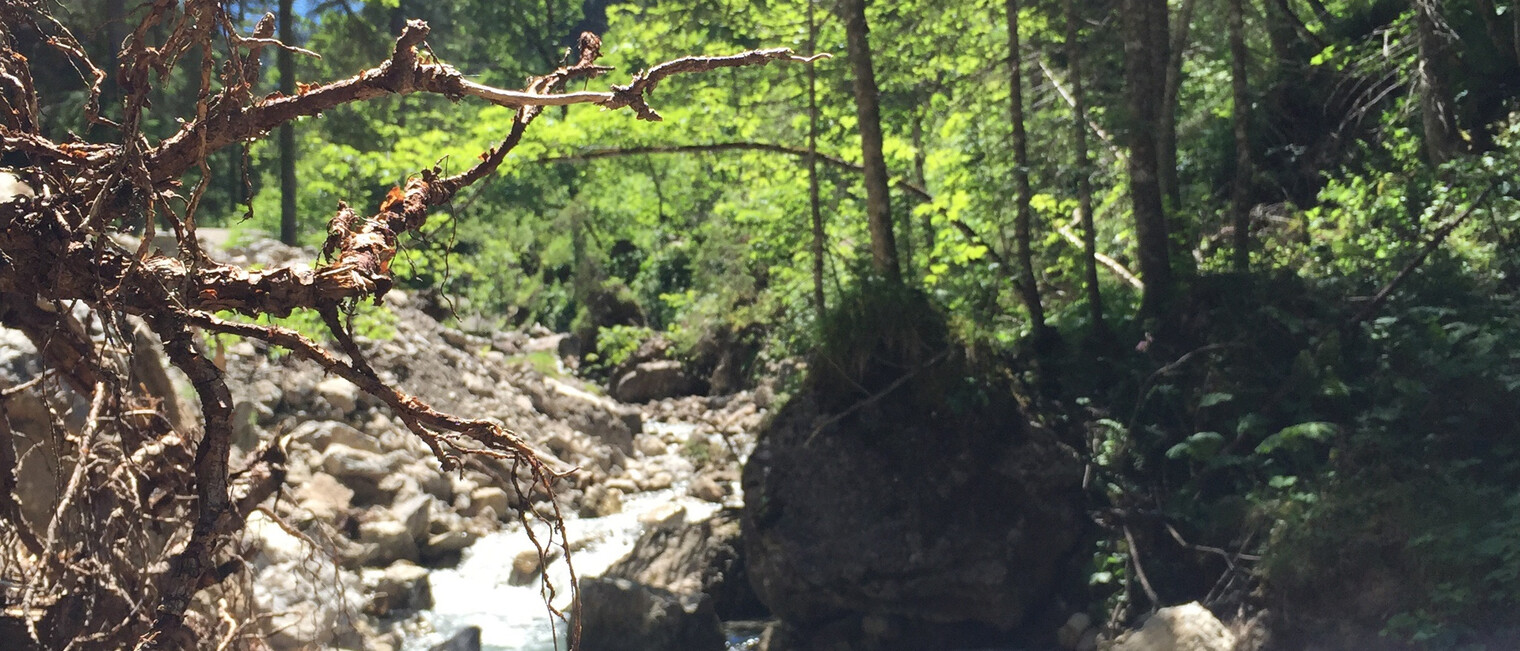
[404,483,723,651]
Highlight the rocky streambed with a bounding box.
[205,243,774,650]
[2,237,1262,651]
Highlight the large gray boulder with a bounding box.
[611,360,698,403]
[574,577,724,651]
[1103,603,1237,651]
[362,560,433,616]
[741,390,1084,645]
[428,626,483,651]
[244,511,362,649]
[602,508,764,620]
[524,377,640,455]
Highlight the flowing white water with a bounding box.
[405,420,731,651]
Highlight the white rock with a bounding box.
[1060,612,1093,649]
[638,503,686,530]
[468,487,511,518]
[581,485,624,518]
[291,420,381,454]
[363,560,433,615]
[1104,602,1236,651]
[636,434,667,458]
[315,377,360,415]
[688,476,725,503]
[245,510,309,569]
[321,444,394,482]
[642,471,674,491]
[359,519,419,566]
[293,472,353,521]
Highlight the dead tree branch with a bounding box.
[0,2,812,648]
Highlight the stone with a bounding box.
[321,445,402,505]
[604,508,766,621]
[754,384,775,409]
[292,472,354,521]
[611,360,698,403]
[635,434,667,457]
[688,475,725,503]
[440,328,488,351]
[231,400,261,451]
[1078,629,1100,651]
[637,503,686,530]
[400,463,453,500]
[426,530,478,554]
[321,444,394,482]
[315,377,360,415]
[1103,602,1236,651]
[290,420,381,454]
[642,471,675,491]
[254,556,362,650]
[324,421,381,452]
[524,332,577,357]
[393,494,434,543]
[580,485,624,518]
[1060,612,1094,649]
[467,487,511,518]
[525,377,641,454]
[574,577,724,651]
[359,519,419,566]
[603,478,640,494]
[509,547,563,586]
[245,510,309,569]
[428,626,483,651]
[363,560,433,616]
[741,390,1085,634]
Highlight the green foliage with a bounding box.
[206,303,398,355]
[185,0,1520,639]
[590,324,655,370]
[506,350,563,377]
[811,276,950,407]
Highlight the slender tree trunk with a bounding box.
[1124,0,1173,317]
[278,0,298,245]
[840,0,900,282]
[912,108,934,272]
[1514,5,1520,70]
[899,181,916,278]
[1303,0,1334,26]
[102,0,126,114]
[1229,0,1252,271]
[1158,0,1194,215]
[1472,0,1505,58]
[807,0,826,315]
[1260,0,1298,72]
[1066,0,1104,332]
[1006,0,1048,335]
[1414,0,1462,165]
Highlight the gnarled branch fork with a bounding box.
[0,2,812,648]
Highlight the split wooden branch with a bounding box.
[148,20,823,183]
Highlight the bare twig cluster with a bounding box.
[0,1,808,648]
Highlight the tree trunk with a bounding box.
[1158,0,1194,215]
[912,108,935,274]
[1124,0,1173,316]
[102,0,126,114]
[1414,0,1462,165]
[1229,0,1252,271]
[807,0,826,315]
[278,0,298,245]
[1006,0,1049,335]
[840,0,900,282]
[1066,0,1105,332]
